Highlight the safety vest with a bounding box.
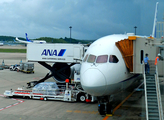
[155,56,159,65]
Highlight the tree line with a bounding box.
[0,36,94,44]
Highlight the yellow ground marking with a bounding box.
[103,90,136,120]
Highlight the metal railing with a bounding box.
[155,65,164,120]
[142,62,149,120]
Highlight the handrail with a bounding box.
[142,62,149,120]
[155,64,164,120]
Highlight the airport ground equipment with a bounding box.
[143,61,163,120]
[9,64,20,71]
[0,60,9,69]
[19,62,34,73]
[0,67,3,70]
[22,43,95,102]
[4,82,96,102]
[26,43,87,83]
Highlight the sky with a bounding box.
[0,0,163,40]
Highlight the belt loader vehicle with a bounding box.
[4,81,95,102]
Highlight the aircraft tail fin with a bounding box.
[152,2,159,38]
[25,33,32,42]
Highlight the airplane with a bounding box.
[80,34,142,114]
[15,33,46,44]
[80,2,159,115]
[0,43,3,46]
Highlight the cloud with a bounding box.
[0,0,163,40]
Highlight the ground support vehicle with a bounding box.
[19,62,34,73]
[0,60,9,69]
[0,67,3,70]
[4,82,96,102]
[9,64,20,71]
[4,43,96,102]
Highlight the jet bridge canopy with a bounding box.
[115,38,134,72]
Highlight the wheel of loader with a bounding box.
[44,97,47,101]
[77,93,86,102]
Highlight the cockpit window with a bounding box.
[109,55,119,63]
[83,54,88,62]
[96,55,108,63]
[87,54,96,63]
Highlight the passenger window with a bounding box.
[109,55,119,63]
[87,54,96,63]
[83,54,88,62]
[96,55,108,63]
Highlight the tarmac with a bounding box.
[0,46,162,120]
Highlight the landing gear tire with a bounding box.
[98,103,105,115]
[98,103,112,115]
[77,93,86,102]
[106,103,112,114]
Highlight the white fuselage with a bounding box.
[80,34,140,96]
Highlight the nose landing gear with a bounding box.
[98,96,112,115]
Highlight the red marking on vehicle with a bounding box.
[33,93,43,95]
[86,99,91,102]
[14,92,30,94]
[40,98,44,100]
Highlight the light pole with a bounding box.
[69,26,72,43]
[134,26,137,35]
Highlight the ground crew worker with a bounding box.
[144,53,149,74]
[155,53,160,65]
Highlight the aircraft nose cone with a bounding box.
[81,69,106,96]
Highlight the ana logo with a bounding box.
[41,49,66,56]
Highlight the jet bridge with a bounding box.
[116,36,158,74]
[116,36,164,119]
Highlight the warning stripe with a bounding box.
[14,92,30,94]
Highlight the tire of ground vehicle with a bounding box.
[77,93,86,102]
[44,97,47,101]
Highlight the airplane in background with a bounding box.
[15,33,46,44]
[0,43,3,46]
[80,2,159,115]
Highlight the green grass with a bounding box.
[0,49,26,53]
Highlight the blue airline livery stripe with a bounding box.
[58,49,66,56]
